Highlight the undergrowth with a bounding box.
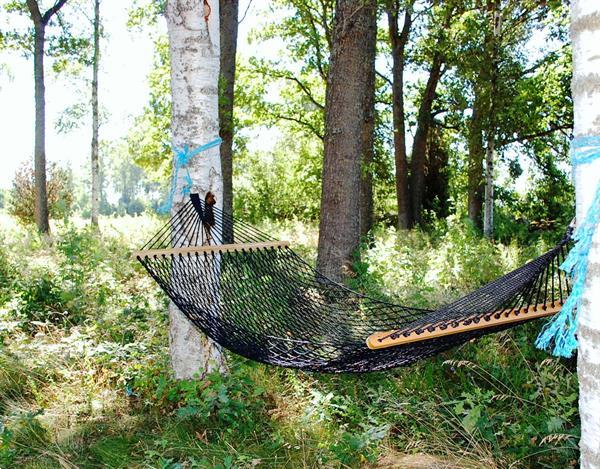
[0,212,579,468]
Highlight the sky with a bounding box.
[0,0,258,189]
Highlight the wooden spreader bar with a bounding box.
[366,302,563,350]
[133,241,290,259]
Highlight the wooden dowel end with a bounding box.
[366,302,563,350]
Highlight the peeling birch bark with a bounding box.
[165,0,226,379]
[572,1,600,466]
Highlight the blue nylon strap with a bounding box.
[536,135,600,357]
[159,137,223,214]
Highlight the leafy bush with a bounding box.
[8,161,74,225]
[14,271,68,327]
[352,216,523,308]
[132,364,268,434]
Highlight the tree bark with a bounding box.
[33,22,49,234]
[317,0,376,282]
[90,0,100,227]
[483,1,500,239]
[423,125,450,219]
[219,0,238,242]
[387,3,412,229]
[468,86,485,228]
[572,1,600,466]
[410,53,443,226]
[26,0,68,235]
[359,1,377,238]
[165,0,226,379]
[483,136,494,238]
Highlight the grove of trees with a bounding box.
[3,0,600,465]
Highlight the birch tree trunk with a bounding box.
[483,141,494,238]
[573,1,600,466]
[165,0,226,379]
[483,1,500,239]
[90,0,100,227]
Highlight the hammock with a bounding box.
[134,193,571,373]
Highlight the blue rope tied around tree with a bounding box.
[536,135,600,357]
[158,137,222,214]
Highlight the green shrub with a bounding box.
[13,270,69,328]
[8,161,74,225]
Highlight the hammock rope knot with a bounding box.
[159,137,222,214]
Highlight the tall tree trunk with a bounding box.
[165,0,226,379]
[410,54,443,226]
[483,137,494,237]
[572,1,600,466]
[483,0,500,239]
[26,0,68,234]
[359,1,377,238]
[32,21,49,234]
[219,0,238,242]
[90,0,100,227]
[317,0,376,282]
[388,3,412,229]
[468,87,484,228]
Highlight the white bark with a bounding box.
[483,4,500,240]
[91,0,100,227]
[165,0,226,379]
[572,1,600,467]
[483,140,494,238]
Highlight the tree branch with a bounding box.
[42,0,68,25]
[500,123,572,146]
[376,70,392,86]
[259,68,324,110]
[272,113,324,140]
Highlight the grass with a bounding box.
[0,212,580,468]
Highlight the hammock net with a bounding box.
[135,194,571,373]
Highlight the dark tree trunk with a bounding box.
[91,0,100,227]
[409,54,443,226]
[33,22,49,234]
[359,3,377,238]
[468,87,485,228]
[317,0,377,282]
[423,125,450,219]
[387,3,412,229]
[26,0,68,234]
[219,0,239,243]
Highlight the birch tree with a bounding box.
[572,1,600,465]
[165,0,226,378]
[90,0,100,227]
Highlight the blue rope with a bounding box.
[536,135,600,357]
[158,137,222,214]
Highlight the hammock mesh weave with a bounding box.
[136,194,571,373]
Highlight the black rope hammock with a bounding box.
[135,193,572,373]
